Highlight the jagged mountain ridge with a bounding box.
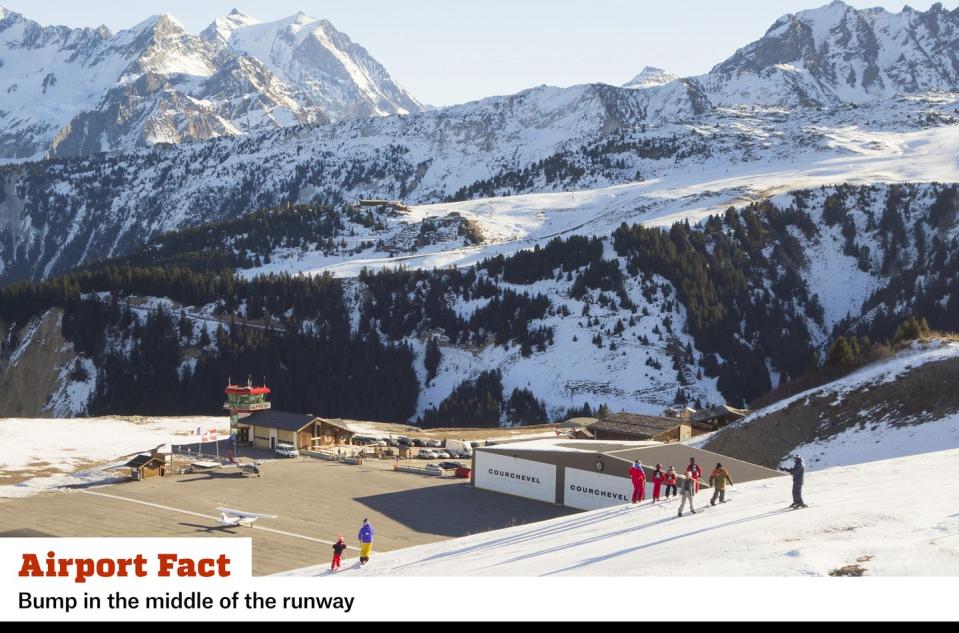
[701,1,959,107]
[0,6,423,161]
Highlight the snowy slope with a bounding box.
[240,118,959,300]
[705,341,959,469]
[279,447,959,577]
[4,86,958,284]
[0,416,228,498]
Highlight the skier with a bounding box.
[685,457,703,493]
[651,464,665,502]
[331,536,347,572]
[781,456,807,509]
[664,466,678,499]
[357,518,375,565]
[677,472,697,517]
[709,462,733,506]
[628,461,646,503]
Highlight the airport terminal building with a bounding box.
[471,439,783,510]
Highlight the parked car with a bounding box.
[275,443,299,458]
[433,450,451,459]
[436,462,465,471]
[448,449,471,459]
[416,449,435,460]
[412,439,427,447]
[396,437,413,447]
[383,438,398,447]
[426,439,442,448]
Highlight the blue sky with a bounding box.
[1,1,947,106]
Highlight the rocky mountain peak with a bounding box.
[623,67,678,90]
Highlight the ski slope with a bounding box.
[280,448,959,577]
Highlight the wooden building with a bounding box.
[312,418,357,448]
[126,454,166,481]
[690,405,749,429]
[236,411,315,451]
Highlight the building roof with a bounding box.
[559,417,598,429]
[588,413,685,439]
[225,385,271,396]
[315,418,357,433]
[125,454,162,468]
[241,410,314,432]
[690,405,749,423]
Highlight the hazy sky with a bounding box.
[1,1,948,105]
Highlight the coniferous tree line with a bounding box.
[101,203,359,273]
[5,181,959,421]
[420,370,550,428]
[612,202,822,406]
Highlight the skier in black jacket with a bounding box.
[781,456,807,509]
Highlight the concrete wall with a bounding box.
[607,444,784,484]
[473,442,783,509]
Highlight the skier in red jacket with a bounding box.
[651,464,665,502]
[628,461,646,503]
[686,457,703,493]
[331,536,346,572]
[664,466,678,499]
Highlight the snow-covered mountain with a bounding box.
[1,83,956,284]
[0,7,423,161]
[623,66,678,89]
[201,10,423,121]
[703,0,959,107]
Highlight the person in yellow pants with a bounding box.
[357,518,375,565]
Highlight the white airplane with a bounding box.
[230,462,262,477]
[215,507,277,528]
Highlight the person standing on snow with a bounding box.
[781,456,807,509]
[331,536,347,572]
[678,472,697,517]
[629,461,647,504]
[651,464,665,502]
[357,518,375,565]
[664,466,678,499]
[709,462,733,506]
[686,457,703,493]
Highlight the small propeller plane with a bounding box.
[215,507,277,528]
[231,462,262,477]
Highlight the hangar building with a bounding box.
[471,439,783,510]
